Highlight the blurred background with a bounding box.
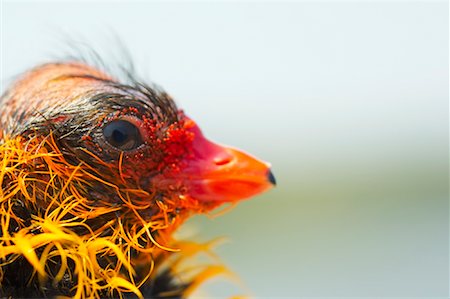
[1,1,448,298]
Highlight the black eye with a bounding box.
[103,120,143,151]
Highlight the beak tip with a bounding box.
[267,169,277,186]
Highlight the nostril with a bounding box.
[214,156,232,166]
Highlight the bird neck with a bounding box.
[0,134,210,298]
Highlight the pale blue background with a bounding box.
[1,1,448,298]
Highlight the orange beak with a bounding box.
[176,119,275,203]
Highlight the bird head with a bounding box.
[0,62,275,298]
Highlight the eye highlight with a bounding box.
[103,120,143,151]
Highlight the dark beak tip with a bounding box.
[267,169,277,186]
